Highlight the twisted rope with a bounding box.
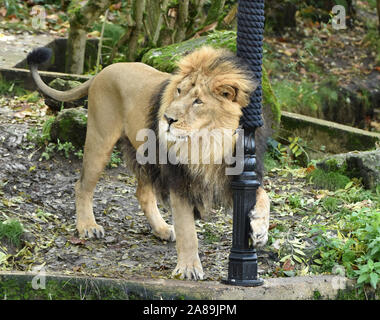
[237,0,265,128]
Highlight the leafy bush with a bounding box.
[312,205,380,290]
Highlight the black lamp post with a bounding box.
[223,0,265,287]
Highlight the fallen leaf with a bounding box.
[69,237,86,245]
[282,259,295,271]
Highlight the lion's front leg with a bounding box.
[170,191,204,280]
[249,187,270,247]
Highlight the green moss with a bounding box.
[0,278,132,300]
[308,169,351,191]
[142,31,237,73]
[336,289,366,300]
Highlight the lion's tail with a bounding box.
[27,47,93,102]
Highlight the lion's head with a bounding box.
[157,46,257,165]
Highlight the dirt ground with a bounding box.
[0,100,286,282]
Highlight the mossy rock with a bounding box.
[50,107,87,148]
[142,31,281,127]
[318,149,380,189]
[44,78,87,111]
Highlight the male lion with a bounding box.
[27,46,270,280]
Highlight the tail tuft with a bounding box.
[27,47,52,66]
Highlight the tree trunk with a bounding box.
[152,0,169,46]
[127,0,146,61]
[66,28,87,75]
[174,0,189,43]
[66,0,118,74]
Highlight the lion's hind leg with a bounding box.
[76,106,123,238]
[136,181,176,242]
[249,186,270,247]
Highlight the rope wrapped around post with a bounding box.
[223,0,265,287]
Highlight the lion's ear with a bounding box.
[216,85,237,101]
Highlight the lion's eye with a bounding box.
[177,88,181,95]
[193,98,203,105]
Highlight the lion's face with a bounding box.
[157,47,257,164]
[159,74,242,141]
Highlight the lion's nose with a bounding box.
[164,114,178,126]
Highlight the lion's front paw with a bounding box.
[153,224,176,242]
[250,209,269,248]
[172,257,204,280]
[77,222,105,239]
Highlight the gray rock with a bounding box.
[318,149,380,189]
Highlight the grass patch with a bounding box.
[0,219,24,247]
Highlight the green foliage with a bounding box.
[0,219,24,247]
[322,196,340,212]
[356,259,380,290]
[27,116,53,144]
[92,22,126,65]
[107,149,122,168]
[288,194,302,209]
[312,205,380,290]
[0,79,28,97]
[272,77,340,116]
[2,0,26,17]
[27,116,55,145]
[56,139,76,158]
[264,152,280,172]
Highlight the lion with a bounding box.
[27,46,270,280]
